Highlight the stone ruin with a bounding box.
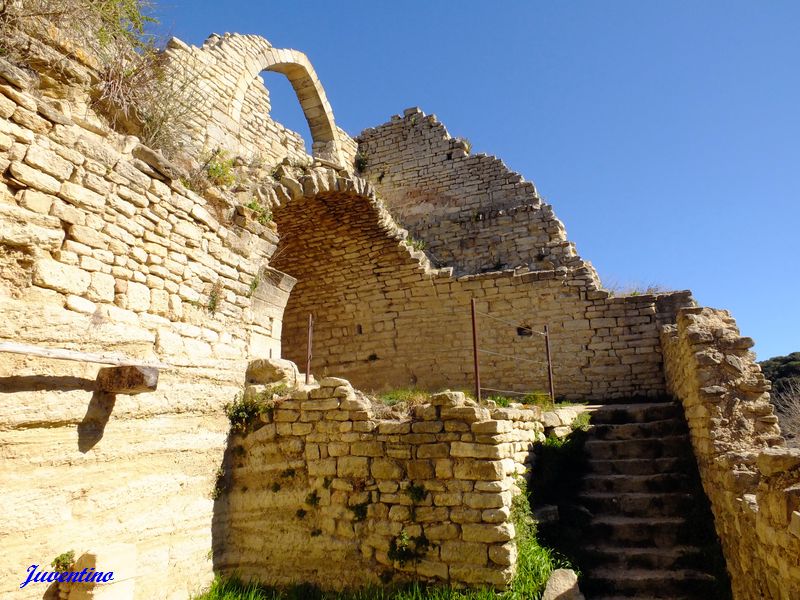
[0,22,799,600]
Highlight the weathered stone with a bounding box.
[9,161,60,194]
[60,181,106,210]
[542,568,584,600]
[32,259,90,294]
[0,203,64,250]
[96,366,159,395]
[246,358,300,385]
[757,448,800,477]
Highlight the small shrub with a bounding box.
[245,199,272,226]
[295,508,307,519]
[403,237,426,252]
[322,476,333,489]
[305,490,320,507]
[772,379,800,447]
[270,482,281,493]
[207,280,223,314]
[247,276,260,298]
[51,551,75,573]
[457,137,472,154]
[354,152,368,173]
[206,151,236,187]
[224,394,272,433]
[281,468,296,479]
[571,411,592,431]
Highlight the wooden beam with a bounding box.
[0,341,170,369]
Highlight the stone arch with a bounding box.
[266,168,449,389]
[230,47,342,164]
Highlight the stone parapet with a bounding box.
[662,307,800,599]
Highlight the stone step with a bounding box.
[589,418,687,441]
[586,516,690,547]
[583,567,718,598]
[581,473,692,494]
[578,492,695,517]
[589,402,683,425]
[587,457,691,476]
[582,544,706,571]
[584,435,691,460]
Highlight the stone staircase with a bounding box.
[576,401,730,599]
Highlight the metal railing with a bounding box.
[470,298,555,404]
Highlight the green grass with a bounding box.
[485,392,585,412]
[193,574,558,600]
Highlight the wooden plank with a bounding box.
[0,341,170,369]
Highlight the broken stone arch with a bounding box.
[230,46,344,165]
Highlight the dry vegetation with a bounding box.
[772,379,800,448]
[0,0,204,157]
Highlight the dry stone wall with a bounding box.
[662,307,800,599]
[0,53,300,598]
[216,380,545,590]
[357,108,597,281]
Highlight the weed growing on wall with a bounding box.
[51,551,75,573]
[246,199,273,226]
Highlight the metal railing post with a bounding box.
[471,298,481,403]
[306,313,314,385]
[544,324,555,402]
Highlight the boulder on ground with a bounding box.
[542,568,584,600]
[245,358,299,385]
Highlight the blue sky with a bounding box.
[152,1,799,360]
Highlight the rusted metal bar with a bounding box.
[306,313,314,385]
[544,324,555,402]
[471,298,481,404]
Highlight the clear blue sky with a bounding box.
[152,1,799,360]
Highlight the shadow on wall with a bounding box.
[210,431,237,578]
[0,375,116,453]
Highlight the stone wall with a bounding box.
[163,34,357,168]
[0,54,299,598]
[661,307,800,599]
[357,108,597,280]
[270,171,694,400]
[215,379,545,590]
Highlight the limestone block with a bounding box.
[69,224,109,249]
[66,294,97,314]
[431,390,466,407]
[9,161,61,194]
[440,540,487,564]
[757,448,800,477]
[96,366,159,394]
[0,202,64,250]
[25,144,73,180]
[33,259,90,294]
[461,522,514,543]
[542,568,584,600]
[87,272,115,302]
[371,458,404,479]
[60,181,106,210]
[337,456,369,478]
[126,281,151,312]
[246,358,300,385]
[488,542,517,566]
